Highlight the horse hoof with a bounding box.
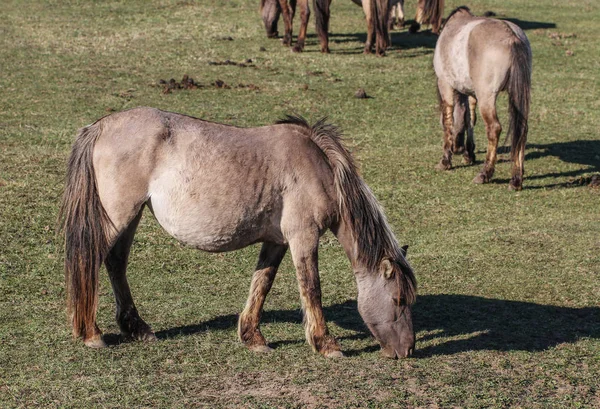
[472,173,488,184]
[140,332,157,342]
[463,155,475,165]
[249,344,274,353]
[324,350,345,358]
[292,45,303,53]
[508,183,522,191]
[435,162,452,171]
[84,335,107,349]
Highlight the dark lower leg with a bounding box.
[509,146,525,191]
[105,211,155,341]
[238,243,287,351]
[463,96,477,164]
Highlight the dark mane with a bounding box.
[446,5,472,23]
[276,114,417,305]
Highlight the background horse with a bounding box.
[261,0,390,55]
[433,7,532,190]
[260,0,444,55]
[355,0,445,34]
[60,107,417,358]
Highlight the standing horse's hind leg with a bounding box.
[238,242,288,352]
[473,95,501,184]
[436,79,455,170]
[463,95,477,165]
[452,94,467,155]
[105,209,156,343]
[289,232,343,357]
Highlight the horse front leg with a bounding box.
[289,232,343,357]
[292,0,310,52]
[277,0,294,46]
[238,242,288,352]
[105,209,156,343]
[474,94,501,184]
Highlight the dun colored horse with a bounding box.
[60,108,417,358]
[260,0,444,55]
[433,7,532,190]
[261,0,391,55]
[355,0,445,34]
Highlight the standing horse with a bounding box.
[59,107,417,358]
[261,0,390,55]
[260,0,443,55]
[433,7,532,190]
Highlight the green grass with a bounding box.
[1,0,599,407]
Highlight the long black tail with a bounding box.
[506,37,532,163]
[313,0,330,51]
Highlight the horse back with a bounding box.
[434,14,527,96]
[91,107,338,251]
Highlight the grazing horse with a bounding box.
[358,0,444,34]
[261,0,391,55]
[60,107,417,358]
[433,7,532,190]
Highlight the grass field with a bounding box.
[1,0,599,407]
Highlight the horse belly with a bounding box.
[148,169,283,252]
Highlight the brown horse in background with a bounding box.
[433,7,532,190]
[355,0,445,34]
[59,108,417,358]
[261,0,391,55]
[260,0,444,55]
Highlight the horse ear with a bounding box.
[380,258,394,279]
[401,245,409,257]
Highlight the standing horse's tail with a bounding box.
[370,0,390,55]
[313,0,330,52]
[505,34,532,169]
[58,122,113,343]
[416,0,444,34]
[277,115,416,305]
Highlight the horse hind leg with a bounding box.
[452,94,467,155]
[435,78,455,171]
[463,95,477,165]
[473,94,501,184]
[105,208,156,343]
[238,242,288,352]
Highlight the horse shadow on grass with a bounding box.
[489,140,600,189]
[297,16,555,55]
[146,294,600,357]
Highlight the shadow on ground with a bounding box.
[136,294,600,357]
[274,15,555,54]
[487,140,600,189]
